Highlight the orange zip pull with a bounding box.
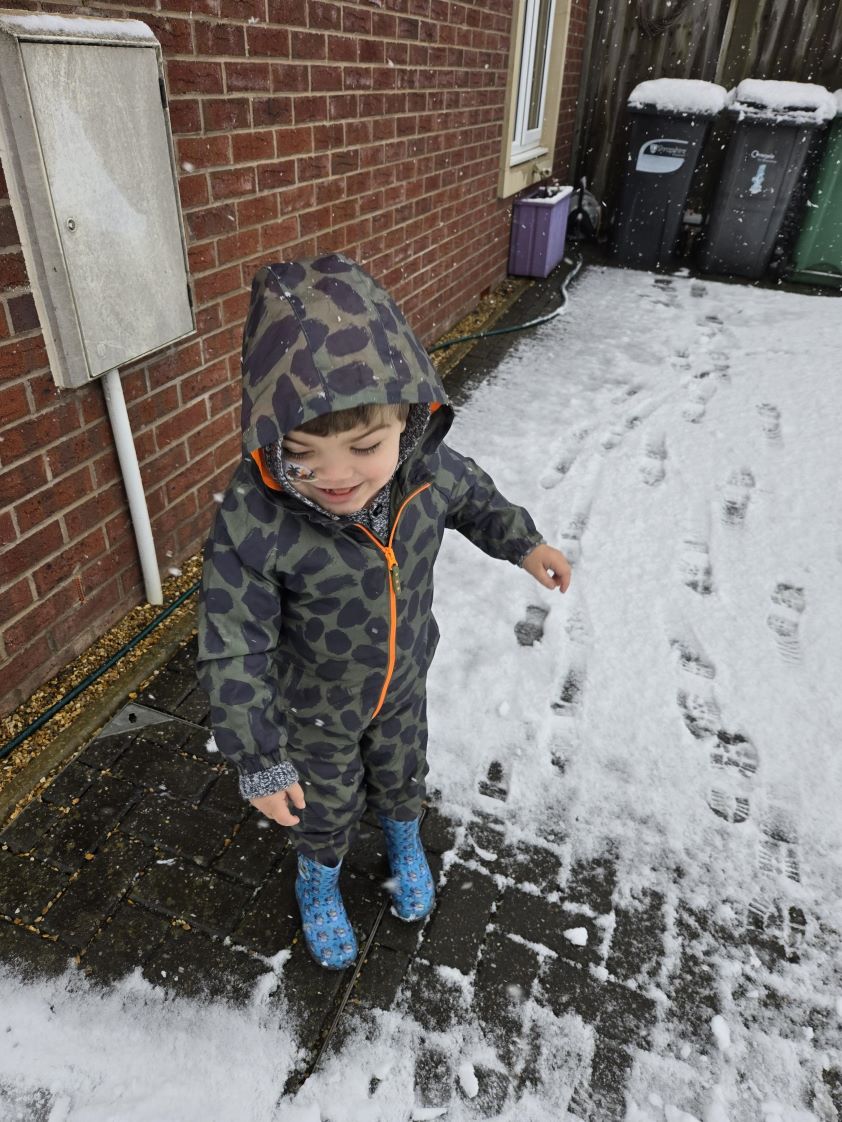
[384,546,401,594]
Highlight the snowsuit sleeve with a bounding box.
[438,442,544,564]
[196,484,298,800]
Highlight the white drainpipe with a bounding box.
[101,367,163,605]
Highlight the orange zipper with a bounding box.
[355,482,431,718]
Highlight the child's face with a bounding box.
[281,414,407,514]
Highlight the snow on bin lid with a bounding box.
[727,79,836,123]
[627,78,727,116]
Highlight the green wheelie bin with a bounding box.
[698,80,836,279]
[788,90,842,288]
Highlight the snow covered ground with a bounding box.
[2,267,841,1121]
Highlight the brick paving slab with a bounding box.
[39,833,151,948]
[231,848,299,956]
[0,850,68,924]
[129,859,252,938]
[342,819,389,879]
[40,759,97,807]
[80,901,173,984]
[213,812,286,885]
[413,1041,455,1109]
[108,738,216,802]
[172,686,210,725]
[143,926,272,1003]
[371,897,427,955]
[419,866,498,973]
[0,919,74,978]
[275,937,349,1051]
[75,732,135,771]
[121,792,233,864]
[34,775,139,874]
[472,930,542,1068]
[1,799,66,855]
[398,959,469,1034]
[495,885,601,965]
[607,889,665,984]
[199,764,250,819]
[566,854,617,914]
[351,941,412,1011]
[135,667,197,715]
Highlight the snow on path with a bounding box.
[427,268,842,1120]
[2,268,840,1121]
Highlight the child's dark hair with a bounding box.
[293,402,410,438]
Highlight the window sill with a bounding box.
[509,146,549,168]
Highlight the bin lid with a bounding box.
[627,78,727,117]
[727,79,836,124]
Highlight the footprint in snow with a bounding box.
[706,350,731,382]
[669,631,757,824]
[478,759,509,802]
[747,896,807,963]
[515,604,549,646]
[539,454,574,489]
[673,631,720,739]
[682,370,718,424]
[551,604,591,718]
[559,511,589,564]
[640,432,667,486]
[650,276,679,307]
[766,582,806,663]
[690,281,708,298]
[551,665,585,717]
[758,833,801,883]
[708,788,750,824]
[677,688,721,740]
[679,537,713,595]
[600,425,625,450]
[710,730,759,780]
[757,402,781,442]
[670,636,716,682]
[539,428,591,489]
[721,467,756,527]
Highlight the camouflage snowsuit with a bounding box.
[197,254,543,864]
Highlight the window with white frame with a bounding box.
[511,0,556,162]
[498,0,571,198]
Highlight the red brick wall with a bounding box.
[0,0,591,716]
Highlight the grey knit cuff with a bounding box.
[239,761,299,801]
[517,538,546,567]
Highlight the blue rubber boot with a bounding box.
[294,855,358,970]
[378,816,435,921]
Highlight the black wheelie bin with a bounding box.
[613,78,726,270]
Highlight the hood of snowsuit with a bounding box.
[240,253,451,451]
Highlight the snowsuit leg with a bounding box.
[286,676,429,865]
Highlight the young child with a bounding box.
[197,254,571,970]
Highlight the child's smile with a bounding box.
[282,415,407,514]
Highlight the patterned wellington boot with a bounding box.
[378,816,435,921]
[294,855,358,970]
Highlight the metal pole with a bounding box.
[101,367,163,605]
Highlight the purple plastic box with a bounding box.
[508,184,573,278]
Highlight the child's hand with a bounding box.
[250,783,306,827]
[523,544,572,593]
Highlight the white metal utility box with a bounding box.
[0,11,194,388]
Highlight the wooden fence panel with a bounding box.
[576,0,842,215]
